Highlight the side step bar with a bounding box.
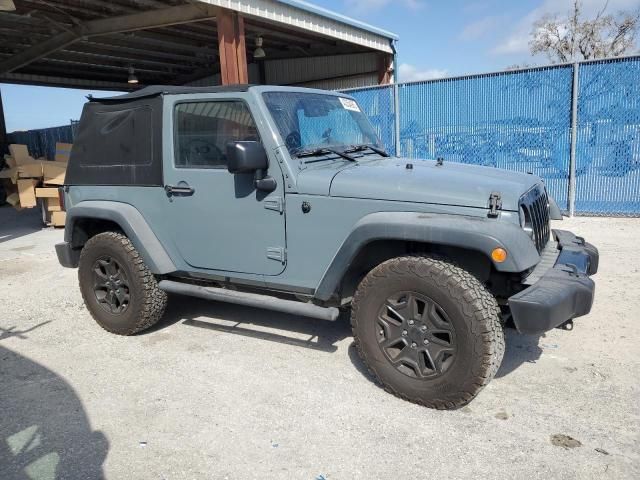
[158,280,340,321]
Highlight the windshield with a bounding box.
[262,91,382,156]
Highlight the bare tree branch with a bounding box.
[529,0,639,63]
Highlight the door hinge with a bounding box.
[267,247,286,263]
[488,191,502,217]
[264,196,284,214]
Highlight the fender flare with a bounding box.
[65,200,176,274]
[314,211,540,301]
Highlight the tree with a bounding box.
[530,0,640,63]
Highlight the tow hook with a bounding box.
[557,319,574,331]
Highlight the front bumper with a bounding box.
[508,230,599,335]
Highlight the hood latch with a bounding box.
[488,192,502,217]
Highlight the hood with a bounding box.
[297,158,540,211]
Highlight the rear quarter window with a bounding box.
[78,106,153,167]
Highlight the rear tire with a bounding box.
[351,255,504,409]
[78,232,167,335]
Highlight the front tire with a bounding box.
[78,232,167,335]
[351,256,504,409]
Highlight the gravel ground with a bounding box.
[1,206,638,480]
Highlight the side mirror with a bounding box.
[226,141,268,174]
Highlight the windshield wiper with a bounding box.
[344,144,390,157]
[295,147,356,162]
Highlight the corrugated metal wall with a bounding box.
[185,52,380,89]
[186,64,261,87]
[265,52,379,87]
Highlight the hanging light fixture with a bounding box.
[127,66,138,84]
[253,36,266,59]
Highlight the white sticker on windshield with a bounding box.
[339,97,361,112]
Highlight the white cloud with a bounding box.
[492,34,530,55]
[491,0,640,56]
[344,0,423,14]
[459,15,507,41]
[398,63,448,82]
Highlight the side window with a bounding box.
[174,101,259,169]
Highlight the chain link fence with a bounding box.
[575,57,640,215]
[342,84,398,156]
[344,55,640,216]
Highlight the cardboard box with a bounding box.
[35,187,59,198]
[51,211,66,227]
[17,161,44,178]
[6,192,20,208]
[43,162,67,185]
[55,143,73,162]
[45,197,62,212]
[0,167,18,182]
[9,144,34,166]
[4,154,17,168]
[17,179,38,208]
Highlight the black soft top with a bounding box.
[91,84,252,103]
[67,84,253,186]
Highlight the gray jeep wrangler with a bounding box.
[56,85,599,409]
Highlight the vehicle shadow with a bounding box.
[345,327,545,388]
[0,205,43,245]
[0,344,108,479]
[147,293,352,353]
[495,328,544,378]
[148,294,543,379]
[346,341,379,385]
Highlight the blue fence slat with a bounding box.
[346,85,397,155]
[396,67,573,212]
[575,57,640,215]
[343,57,640,216]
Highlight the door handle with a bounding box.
[164,184,195,196]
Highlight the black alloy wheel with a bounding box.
[377,291,456,379]
[92,256,131,314]
[78,232,167,335]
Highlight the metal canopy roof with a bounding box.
[0,0,397,91]
[91,84,252,102]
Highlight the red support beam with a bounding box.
[217,8,248,85]
[378,54,393,85]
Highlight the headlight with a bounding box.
[519,205,533,237]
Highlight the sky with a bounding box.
[1,0,638,132]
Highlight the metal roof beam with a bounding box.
[16,0,221,46]
[0,71,132,90]
[0,3,218,75]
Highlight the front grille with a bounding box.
[520,185,551,254]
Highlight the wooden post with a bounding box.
[378,54,393,85]
[217,8,248,85]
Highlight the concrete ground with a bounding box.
[0,205,638,480]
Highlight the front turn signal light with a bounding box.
[491,248,508,263]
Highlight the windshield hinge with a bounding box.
[488,192,502,217]
[267,247,286,264]
[264,196,284,214]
